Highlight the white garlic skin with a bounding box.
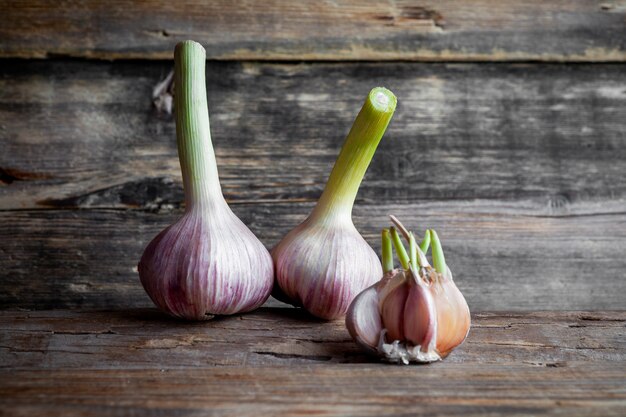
[272,218,382,320]
[138,204,274,320]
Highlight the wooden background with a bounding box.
[1,0,625,312]
[1,2,626,417]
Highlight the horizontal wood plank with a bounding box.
[2,366,625,417]
[0,309,625,416]
[1,60,625,212]
[1,309,625,368]
[1,60,625,310]
[1,205,625,310]
[0,0,625,62]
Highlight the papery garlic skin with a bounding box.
[138,41,273,320]
[273,218,382,320]
[272,87,397,320]
[139,204,273,320]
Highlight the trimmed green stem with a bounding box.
[390,227,410,270]
[175,40,223,209]
[409,232,418,268]
[311,87,396,222]
[430,229,447,274]
[382,229,394,273]
[419,231,431,254]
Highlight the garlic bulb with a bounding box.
[272,88,397,320]
[138,41,273,320]
[346,218,470,363]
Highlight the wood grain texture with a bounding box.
[1,60,625,211]
[1,205,625,311]
[2,309,625,368]
[1,60,625,310]
[0,0,625,62]
[0,309,625,416]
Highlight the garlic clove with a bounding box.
[378,271,409,342]
[427,229,471,356]
[429,267,471,356]
[403,266,438,353]
[346,285,382,352]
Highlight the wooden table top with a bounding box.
[1,308,624,416]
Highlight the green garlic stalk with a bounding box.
[272,88,397,320]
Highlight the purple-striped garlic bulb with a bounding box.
[346,219,470,364]
[138,41,273,320]
[272,88,397,320]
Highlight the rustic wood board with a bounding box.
[1,205,626,311]
[2,61,625,211]
[0,61,626,310]
[0,0,625,62]
[0,309,625,416]
[1,60,625,310]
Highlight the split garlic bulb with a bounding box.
[346,220,470,363]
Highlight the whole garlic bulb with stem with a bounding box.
[346,217,470,364]
[272,88,397,320]
[138,40,274,320]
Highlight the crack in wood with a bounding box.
[143,29,171,38]
[253,351,333,361]
[36,178,183,211]
[468,340,619,351]
[0,167,53,185]
[525,361,567,368]
[400,5,445,29]
[579,315,626,322]
[0,346,96,355]
[373,3,446,31]
[52,330,117,335]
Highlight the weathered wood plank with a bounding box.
[1,309,624,369]
[0,0,625,62]
[1,205,625,310]
[1,60,625,212]
[0,310,625,416]
[2,364,624,417]
[1,61,625,310]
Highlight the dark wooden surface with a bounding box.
[0,309,625,416]
[1,60,625,310]
[1,0,625,61]
[1,2,626,415]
